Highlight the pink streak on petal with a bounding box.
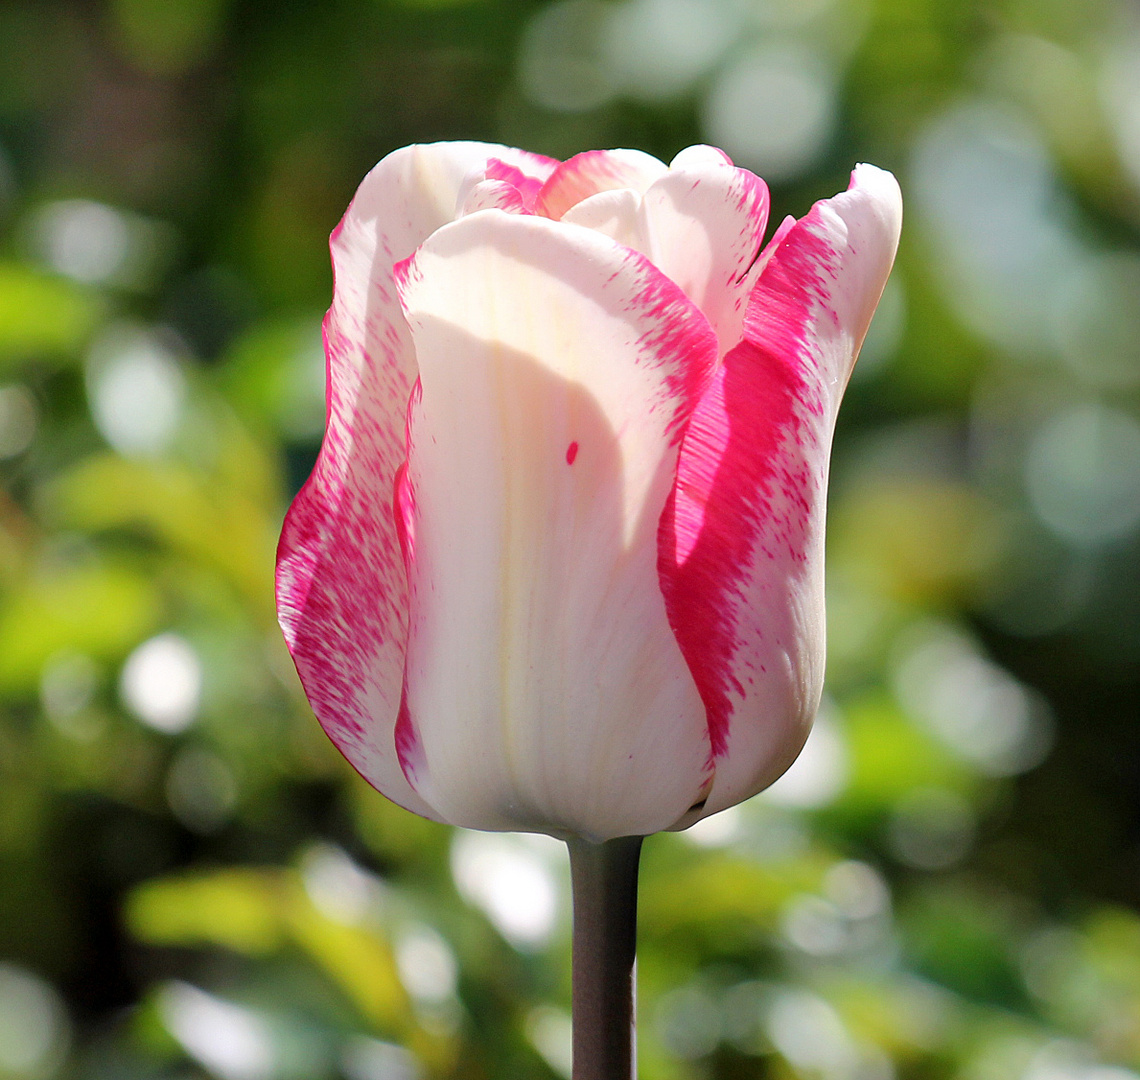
[659,332,809,759]
[742,213,796,283]
[484,157,552,209]
[460,179,531,216]
[277,142,542,822]
[277,306,421,759]
[659,165,901,787]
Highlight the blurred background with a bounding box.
[1,0,1140,1078]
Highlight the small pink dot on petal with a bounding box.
[566,441,579,465]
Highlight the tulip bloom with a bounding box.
[277,142,901,843]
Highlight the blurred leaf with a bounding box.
[283,900,410,1032]
[42,453,277,613]
[220,316,326,441]
[126,866,413,1034]
[826,973,963,1060]
[840,696,976,815]
[126,868,286,954]
[0,263,101,365]
[1085,908,1140,996]
[901,884,1028,1007]
[0,559,160,691]
[641,850,831,938]
[832,480,1004,606]
[352,781,449,865]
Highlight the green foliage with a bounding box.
[0,265,102,365]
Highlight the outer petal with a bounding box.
[534,148,667,220]
[276,143,553,820]
[394,209,719,840]
[660,164,902,821]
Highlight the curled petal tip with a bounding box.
[849,163,904,229]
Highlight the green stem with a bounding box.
[566,834,643,1080]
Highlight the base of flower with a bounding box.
[567,834,643,1080]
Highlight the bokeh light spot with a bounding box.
[87,326,186,457]
[656,983,722,1060]
[764,706,849,808]
[450,831,563,950]
[518,0,613,113]
[34,200,129,285]
[165,746,237,834]
[683,804,742,847]
[120,632,202,734]
[702,43,835,181]
[527,1006,573,1078]
[0,963,69,1078]
[0,384,37,459]
[887,788,975,871]
[394,924,458,1006]
[1053,254,1140,390]
[893,622,1053,776]
[602,0,738,102]
[1025,403,1140,547]
[301,844,385,925]
[341,1037,422,1080]
[765,988,857,1076]
[157,982,273,1080]
[911,100,1082,353]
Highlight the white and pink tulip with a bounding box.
[276,142,901,843]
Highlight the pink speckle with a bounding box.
[566,441,579,465]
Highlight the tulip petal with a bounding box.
[669,144,733,169]
[639,158,770,358]
[459,179,531,217]
[454,152,558,216]
[560,188,649,251]
[553,149,769,361]
[535,148,668,221]
[660,164,902,820]
[483,157,551,209]
[394,210,719,840]
[276,143,554,820]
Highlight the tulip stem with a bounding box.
[567,834,643,1080]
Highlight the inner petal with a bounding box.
[638,157,770,358]
[535,148,668,221]
[459,179,531,217]
[560,188,650,253]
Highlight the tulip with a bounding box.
[277,141,900,1078]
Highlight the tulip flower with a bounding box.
[277,141,900,1078]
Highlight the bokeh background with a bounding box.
[2,0,1140,1077]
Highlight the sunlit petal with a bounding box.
[661,164,902,819]
[277,143,554,820]
[395,210,718,839]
